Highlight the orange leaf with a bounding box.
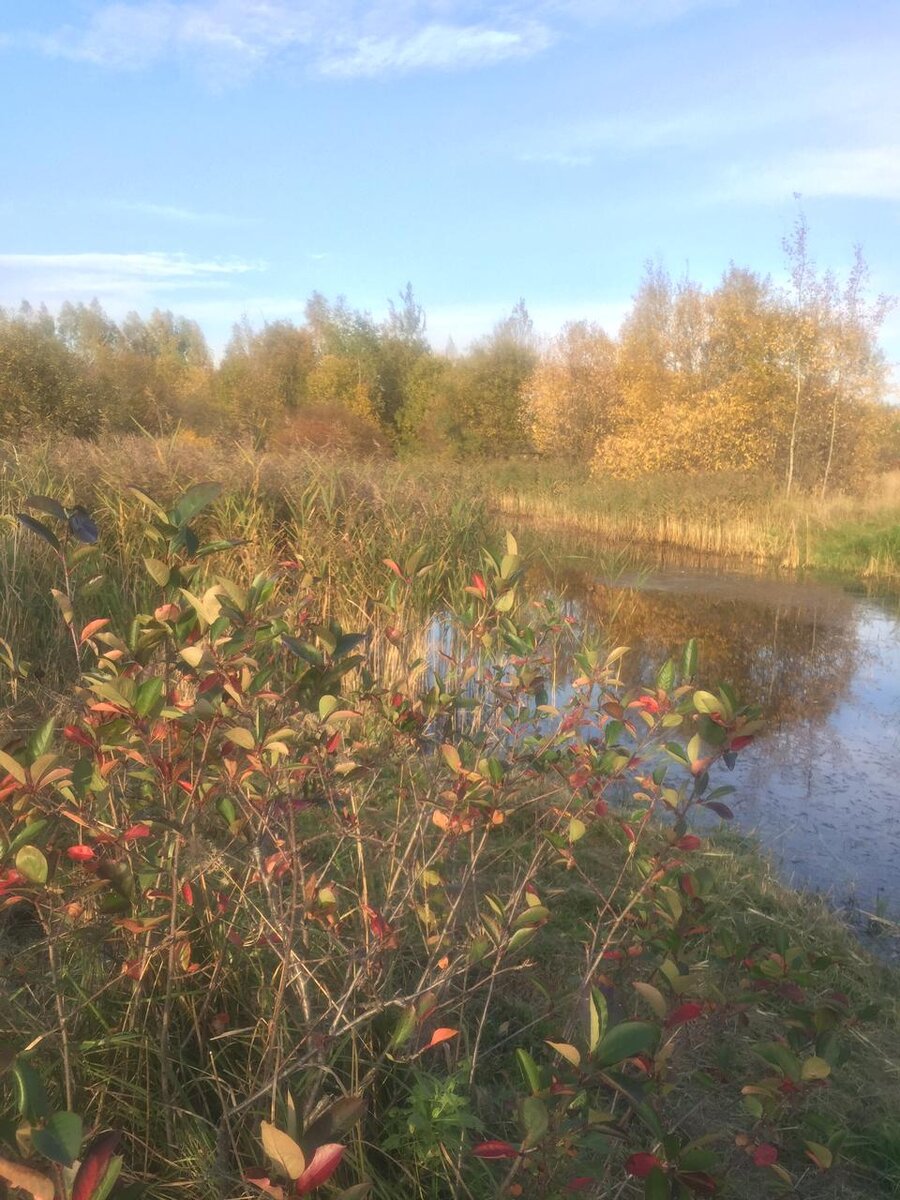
[80,618,110,644]
[426,1028,459,1049]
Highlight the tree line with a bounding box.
[2,219,896,494]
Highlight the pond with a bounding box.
[531,546,900,958]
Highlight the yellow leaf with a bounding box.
[260,1121,306,1181]
[546,1041,581,1068]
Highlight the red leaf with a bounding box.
[471,572,487,599]
[382,559,406,581]
[753,1144,778,1167]
[565,1178,595,1192]
[181,882,194,906]
[472,1141,520,1160]
[626,1153,663,1178]
[678,1170,718,1195]
[122,824,151,841]
[325,731,341,755]
[245,1171,287,1199]
[364,905,398,948]
[729,735,754,752]
[675,835,702,851]
[71,1131,120,1200]
[64,725,94,748]
[666,1002,704,1028]
[295,1144,344,1195]
[426,1028,459,1049]
[66,844,97,862]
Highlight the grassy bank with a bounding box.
[482,460,900,582]
[0,461,898,1199]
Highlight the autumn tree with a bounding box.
[779,215,891,495]
[523,320,619,459]
[216,318,317,439]
[449,300,537,455]
[0,303,95,436]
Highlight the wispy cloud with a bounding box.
[108,200,253,225]
[0,251,264,303]
[11,0,723,82]
[34,1,313,73]
[319,21,553,78]
[517,150,592,167]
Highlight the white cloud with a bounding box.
[319,20,553,77]
[0,252,264,308]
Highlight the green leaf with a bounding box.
[32,1110,83,1166]
[27,719,56,762]
[300,1096,366,1156]
[521,1096,548,1147]
[800,1055,831,1081]
[507,926,537,954]
[594,1021,660,1068]
[644,1166,669,1200]
[389,1006,418,1051]
[513,906,549,929]
[13,1059,50,1121]
[494,588,516,613]
[24,495,68,523]
[15,845,48,884]
[17,513,62,554]
[693,691,724,717]
[224,726,256,751]
[441,744,462,772]
[516,1049,543,1096]
[753,1041,800,1081]
[51,588,75,626]
[633,982,668,1020]
[656,659,675,692]
[804,1140,833,1170]
[681,638,698,680]
[171,481,223,527]
[144,558,171,587]
[7,820,49,860]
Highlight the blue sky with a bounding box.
[1,0,898,376]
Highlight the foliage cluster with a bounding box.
[1,489,898,1199]
[2,222,894,496]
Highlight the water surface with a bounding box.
[535,548,900,955]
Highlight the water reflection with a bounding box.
[536,551,900,955]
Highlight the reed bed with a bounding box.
[486,464,900,580]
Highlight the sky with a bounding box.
[0,0,898,377]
